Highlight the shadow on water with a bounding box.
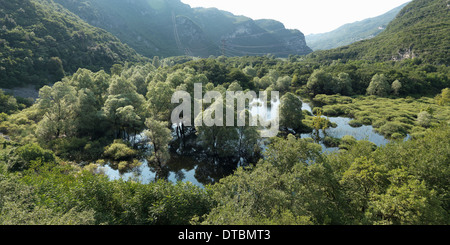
[102,131,244,188]
[103,99,407,187]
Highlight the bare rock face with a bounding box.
[174,16,216,57]
[218,20,312,57]
[392,47,417,61]
[53,0,312,58]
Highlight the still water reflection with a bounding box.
[103,100,399,187]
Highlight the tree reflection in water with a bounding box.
[104,101,396,187]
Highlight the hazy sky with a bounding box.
[181,0,411,35]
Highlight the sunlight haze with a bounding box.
[181,0,412,35]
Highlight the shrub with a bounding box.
[302,110,313,117]
[339,135,357,150]
[372,120,386,129]
[377,122,407,138]
[396,117,414,125]
[361,117,373,125]
[16,144,55,163]
[391,133,406,140]
[417,111,432,128]
[323,108,338,117]
[323,136,341,148]
[349,120,363,128]
[8,143,55,171]
[103,140,138,161]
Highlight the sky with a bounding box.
[180,0,411,35]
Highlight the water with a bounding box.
[249,98,280,121]
[102,159,205,188]
[103,99,398,187]
[299,101,391,151]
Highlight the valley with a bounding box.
[0,0,449,227]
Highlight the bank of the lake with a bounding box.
[103,99,399,187]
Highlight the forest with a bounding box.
[0,0,449,226]
[0,54,449,225]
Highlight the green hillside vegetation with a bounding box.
[53,0,196,58]
[0,53,448,225]
[0,53,447,168]
[306,2,408,51]
[0,0,449,226]
[307,0,450,65]
[0,0,146,88]
[53,0,312,58]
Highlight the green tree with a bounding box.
[306,69,332,96]
[36,82,77,140]
[291,74,300,87]
[243,66,257,77]
[47,57,65,78]
[103,76,145,139]
[279,92,304,131]
[265,134,323,170]
[0,90,19,114]
[311,108,330,141]
[336,72,353,95]
[417,111,432,128]
[366,74,391,96]
[391,79,402,95]
[152,56,161,68]
[166,69,186,88]
[227,81,243,92]
[236,110,260,163]
[435,88,450,106]
[144,117,172,177]
[9,143,55,171]
[146,81,175,123]
[366,169,447,225]
[110,64,123,76]
[103,139,138,161]
[130,72,147,96]
[116,105,142,141]
[74,88,105,137]
[203,135,344,225]
[275,76,292,93]
[340,157,388,218]
[228,69,251,89]
[195,98,239,158]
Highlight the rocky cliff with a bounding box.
[53,0,312,58]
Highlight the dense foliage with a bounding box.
[53,0,311,58]
[0,0,449,226]
[0,0,145,88]
[204,125,450,225]
[1,124,449,225]
[306,3,406,51]
[313,93,450,139]
[0,52,448,225]
[307,0,450,65]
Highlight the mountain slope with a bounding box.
[53,0,312,58]
[307,0,450,65]
[0,0,146,88]
[306,2,409,51]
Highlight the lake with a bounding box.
[102,98,399,187]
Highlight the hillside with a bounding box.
[53,0,312,58]
[0,0,146,88]
[307,0,450,65]
[306,2,408,51]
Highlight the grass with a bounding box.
[314,94,450,139]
